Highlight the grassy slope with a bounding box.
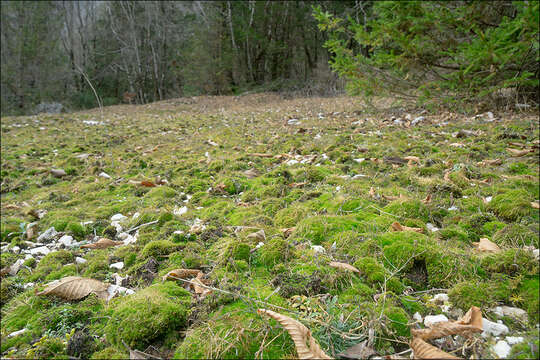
[1,94,539,359]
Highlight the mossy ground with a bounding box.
[1,94,538,358]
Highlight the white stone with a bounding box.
[75,257,87,264]
[255,242,264,250]
[23,282,35,289]
[448,206,458,211]
[8,259,25,276]
[286,159,299,166]
[24,254,34,260]
[533,248,539,260]
[37,227,58,243]
[122,231,138,245]
[424,314,449,327]
[111,221,123,232]
[430,293,449,303]
[99,172,111,179]
[111,213,127,222]
[311,245,325,253]
[413,312,423,322]
[29,246,50,256]
[174,206,188,216]
[353,158,365,163]
[7,328,27,338]
[412,116,425,125]
[107,284,135,301]
[58,235,73,247]
[110,262,124,270]
[506,336,524,345]
[485,196,493,203]
[492,340,511,358]
[493,306,528,322]
[11,246,20,253]
[132,212,140,219]
[482,318,509,337]
[426,223,439,232]
[116,232,129,240]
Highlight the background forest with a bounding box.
[1,1,538,115]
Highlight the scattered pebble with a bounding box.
[75,257,87,264]
[424,314,449,327]
[426,223,439,232]
[37,227,58,243]
[482,318,509,337]
[413,312,423,322]
[50,169,67,178]
[7,328,27,338]
[311,245,325,253]
[505,336,524,345]
[492,340,511,358]
[99,172,112,179]
[110,262,124,270]
[29,246,51,256]
[58,235,73,247]
[493,306,528,323]
[430,293,449,304]
[448,206,458,211]
[174,206,188,216]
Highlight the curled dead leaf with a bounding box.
[476,159,502,167]
[422,194,432,204]
[328,261,360,274]
[507,148,534,157]
[36,276,109,301]
[412,306,483,340]
[247,229,266,241]
[390,222,423,233]
[162,268,201,282]
[410,338,459,359]
[258,309,332,359]
[473,238,500,252]
[289,182,308,188]
[405,156,420,167]
[281,227,296,238]
[81,238,124,249]
[140,181,157,187]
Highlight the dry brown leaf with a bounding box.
[337,340,376,359]
[289,182,308,188]
[390,222,423,233]
[244,168,259,178]
[247,229,266,241]
[473,238,500,252]
[508,141,527,148]
[4,204,21,210]
[532,201,539,209]
[443,170,451,182]
[422,194,432,204]
[410,338,459,359]
[258,309,332,359]
[192,272,212,298]
[507,148,534,157]
[476,158,502,167]
[281,227,296,238]
[36,276,109,301]
[162,268,201,282]
[248,153,274,158]
[81,238,123,249]
[382,194,400,201]
[140,180,157,187]
[328,261,360,274]
[369,187,376,198]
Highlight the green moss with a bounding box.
[294,215,363,245]
[145,186,177,199]
[67,222,86,239]
[101,225,117,238]
[509,337,539,359]
[82,250,109,280]
[91,347,128,360]
[481,249,538,276]
[29,250,74,281]
[158,212,174,225]
[518,275,539,323]
[384,199,430,222]
[382,306,410,337]
[174,301,295,359]
[274,205,309,228]
[353,257,405,294]
[439,225,469,243]
[105,282,191,349]
[482,221,506,236]
[489,189,533,221]
[222,177,248,194]
[259,238,291,267]
[141,240,178,259]
[231,243,251,261]
[448,277,514,311]
[492,223,538,248]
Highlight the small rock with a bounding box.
[37,227,58,243]
[11,245,20,253]
[23,282,34,289]
[174,206,188,216]
[426,223,439,232]
[533,248,539,261]
[311,245,325,253]
[111,222,123,233]
[492,340,511,358]
[75,257,87,264]
[8,259,25,276]
[116,232,130,240]
[110,213,127,222]
[99,172,111,179]
[29,246,51,256]
[506,336,524,345]
[24,254,34,260]
[493,306,528,322]
[113,273,129,286]
[106,284,135,301]
[110,262,124,270]
[424,314,449,327]
[411,116,425,126]
[353,158,365,163]
[7,328,27,338]
[58,235,74,247]
[413,312,423,322]
[448,206,458,211]
[132,212,140,219]
[430,293,449,304]
[74,153,90,160]
[255,242,264,250]
[286,159,299,166]
[247,229,266,241]
[482,318,509,337]
[50,168,67,178]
